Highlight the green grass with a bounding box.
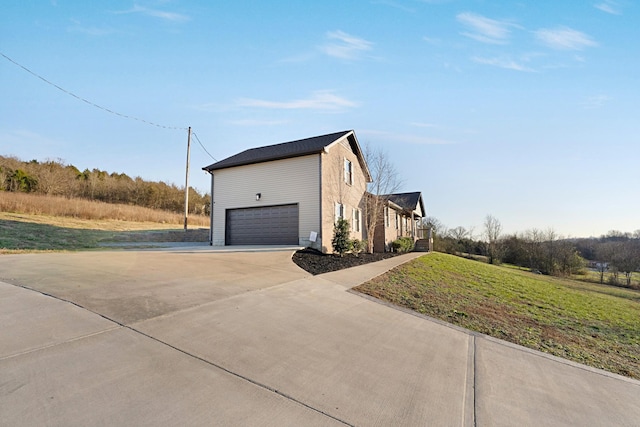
[0,213,207,252]
[354,252,640,379]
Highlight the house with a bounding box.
[373,192,426,253]
[202,130,426,253]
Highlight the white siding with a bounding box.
[414,199,424,217]
[211,155,321,247]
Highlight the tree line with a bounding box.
[0,155,210,215]
[423,215,640,289]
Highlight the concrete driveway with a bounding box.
[1,246,639,426]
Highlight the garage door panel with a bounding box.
[226,204,299,245]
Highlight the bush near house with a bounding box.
[332,218,352,257]
[392,236,414,253]
[351,239,366,257]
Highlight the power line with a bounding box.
[1,51,187,131]
[192,132,217,162]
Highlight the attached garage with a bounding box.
[225,204,299,245]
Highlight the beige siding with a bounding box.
[320,137,368,253]
[211,155,321,247]
[375,205,410,252]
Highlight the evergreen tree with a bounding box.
[332,218,352,257]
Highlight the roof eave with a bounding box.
[203,150,323,172]
[325,130,372,182]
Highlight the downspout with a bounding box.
[318,153,323,251]
[208,171,214,245]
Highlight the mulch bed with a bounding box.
[292,247,400,275]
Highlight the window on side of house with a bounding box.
[395,212,399,230]
[335,202,344,221]
[384,206,389,227]
[344,158,353,185]
[352,208,361,232]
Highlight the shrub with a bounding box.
[351,239,366,257]
[392,237,414,253]
[332,218,351,257]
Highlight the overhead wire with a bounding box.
[1,51,187,131]
[2,51,220,164]
[192,132,217,162]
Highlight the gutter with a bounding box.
[205,170,214,245]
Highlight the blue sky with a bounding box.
[1,0,638,237]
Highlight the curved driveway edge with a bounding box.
[1,249,639,426]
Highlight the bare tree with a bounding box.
[422,216,446,236]
[363,145,402,253]
[484,214,502,264]
[522,228,544,272]
[465,225,476,256]
[613,240,640,287]
[450,226,468,241]
[420,216,449,252]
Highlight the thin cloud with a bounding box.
[321,30,373,60]
[361,129,454,145]
[422,36,442,46]
[114,4,190,22]
[228,119,290,126]
[410,122,437,128]
[68,19,115,36]
[535,27,598,50]
[372,0,416,13]
[583,94,612,109]
[457,12,516,45]
[595,1,621,14]
[472,56,535,72]
[277,53,315,64]
[1,129,65,148]
[235,90,359,111]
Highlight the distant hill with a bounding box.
[0,155,209,215]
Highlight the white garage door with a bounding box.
[225,204,299,245]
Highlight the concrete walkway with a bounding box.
[0,247,638,426]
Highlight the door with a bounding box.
[225,204,299,245]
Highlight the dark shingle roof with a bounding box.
[384,192,425,216]
[203,130,353,172]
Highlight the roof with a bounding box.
[383,192,425,217]
[203,130,361,172]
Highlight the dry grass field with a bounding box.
[1,192,209,226]
[0,192,209,252]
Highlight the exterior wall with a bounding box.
[374,204,422,252]
[414,202,424,218]
[210,155,321,248]
[320,138,368,253]
[377,206,403,252]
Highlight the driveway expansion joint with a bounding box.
[126,324,355,427]
[0,326,121,361]
[5,281,354,426]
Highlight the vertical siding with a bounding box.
[211,155,320,247]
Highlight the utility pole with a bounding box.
[184,126,191,231]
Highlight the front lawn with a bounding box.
[354,252,640,379]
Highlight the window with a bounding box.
[335,203,344,221]
[344,159,353,185]
[395,212,399,230]
[384,206,390,227]
[352,208,361,232]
